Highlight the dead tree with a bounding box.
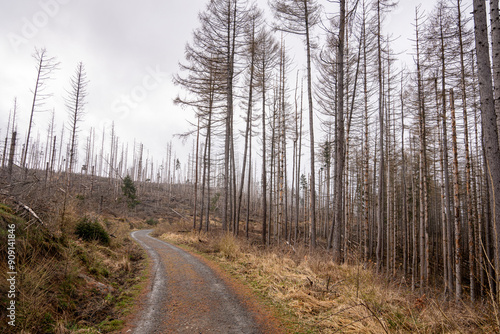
[271,0,321,250]
[236,6,262,235]
[473,0,500,299]
[256,27,280,244]
[450,89,462,300]
[66,62,88,180]
[332,0,346,263]
[22,48,59,172]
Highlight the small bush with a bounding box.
[145,218,158,226]
[75,217,110,245]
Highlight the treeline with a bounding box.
[174,0,500,304]
[1,50,187,186]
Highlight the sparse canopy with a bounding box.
[270,0,321,36]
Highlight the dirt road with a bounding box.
[129,229,277,334]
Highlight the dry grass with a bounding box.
[157,221,497,334]
[0,168,181,333]
[0,201,147,334]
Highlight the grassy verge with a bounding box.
[154,221,497,334]
[0,202,149,334]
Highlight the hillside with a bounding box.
[0,168,163,333]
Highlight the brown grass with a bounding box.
[157,221,497,334]
[0,200,148,334]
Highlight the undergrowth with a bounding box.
[156,221,498,334]
[75,217,110,245]
[0,202,147,334]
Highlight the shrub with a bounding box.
[145,218,158,226]
[75,217,110,245]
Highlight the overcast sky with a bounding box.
[0,0,454,172]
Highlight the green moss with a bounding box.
[114,256,149,317]
[98,319,124,332]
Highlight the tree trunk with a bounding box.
[236,33,256,233]
[304,0,317,250]
[473,0,500,300]
[401,75,408,274]
[193,118,200,230]
[490,0,500,140]
[439,8,454,295]
[262,60,268,245]
[457,0,475,301]
[332,0,346,263]
[376,0,385,271]
[415,9,429,288]
[450,89,462,301]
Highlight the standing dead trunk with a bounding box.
[415,8,429,288]
[304,0,317,250]
[236,9,260,235]
[457,0,475,301]
[296,80,304,243]
[473,0,500,300]
[450,89,462,300]
[490,0,500,140]
[246,129,252,238]
[22,49,58,173]
[193,118,200,230]
[401,75,408,274]
[8,132,17,183]
[261,63,268,245]
[66,62,88,183]
[332,0,346,263]
[376,0,385,271]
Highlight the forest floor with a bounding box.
[152,218,499,334]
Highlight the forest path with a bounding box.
[127,229,274,334]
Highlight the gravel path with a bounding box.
[129,229,265,333]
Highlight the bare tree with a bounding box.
[332,0,346,263]
[255,27,280,244]
[414,5,430,289]
[66,62,89,179]
[472,0,500,300]
[270,0,321,250]
[174,29,224,231]
[22,48,59,172]
[374,0,398,271]
[450,89,462,300]
[456,0,476,302]
[194,0,248,232]
[236,6,263,235]
[2,99,16,169]
[490,0,500,139]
